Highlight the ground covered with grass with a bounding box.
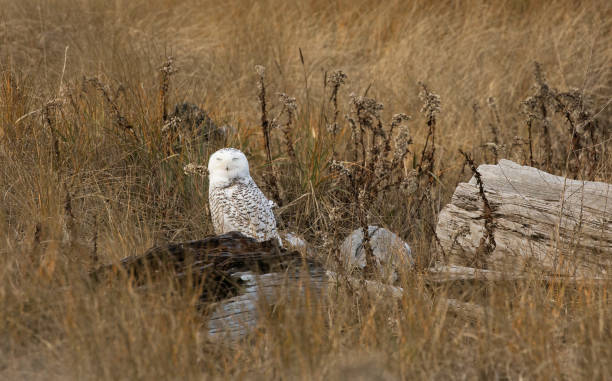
[1,0,611,379]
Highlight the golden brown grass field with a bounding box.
[1,0,611,379]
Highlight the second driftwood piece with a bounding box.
[436,159,612,277]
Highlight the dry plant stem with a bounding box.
[92,215,99,263]
[359,203,376,274]
[42,101,62,168]
[407,83,441,267]
[526,117,535,166]
[33,222,42,251]
[159,56,177,123]
[417,82,439,178]
[85,77,136,139]
[255,65,283,205]
[64,185,76,246]
[256,65,272,166]
[281,111,296,163]
[278,92,298,164]
[541,108,554,168]
[327,70,346,160]
[459,149,496,269]
[298,48,311,119]
[487,97,501,162]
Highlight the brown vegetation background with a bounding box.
[1,0,611,379]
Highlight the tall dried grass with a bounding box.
[1,0,611,379]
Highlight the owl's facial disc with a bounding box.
[208,148,250,185]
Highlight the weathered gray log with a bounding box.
[206,270,406,339]
[436,159,612,277]
[91,232,327,339]
[427,265,610,286]
[207,268,327,339]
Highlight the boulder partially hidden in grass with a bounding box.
[280,231,309,251]
[340,226,414,280]
[163,102,232,148]
[436,159,612,277]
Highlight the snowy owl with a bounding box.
[208,148,281,244]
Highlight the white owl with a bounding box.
[207,148,281,245]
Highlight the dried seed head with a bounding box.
[402,169,418,194]
[255,65,266,77]
[391,113,411,126]
[278,92,297,112]
[394,127,412,160]
[160,56,178,75]
[330,160,351,177]
[419,84,441,117]
[486,97,496,108]
[269,119,280,130]
[327,70,347,87]
[328,205,341,225]
[183,163,208,176]
[161,116,181,133]
[350,94,384,118]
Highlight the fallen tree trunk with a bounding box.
[427,265,610,285]
[436,159,612,277]
[207,268,327,339]
[92,232,328,339]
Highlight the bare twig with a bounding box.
[459,149,496,269]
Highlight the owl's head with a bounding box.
[208,148,250,185]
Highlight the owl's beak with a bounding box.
[226,166,229,171]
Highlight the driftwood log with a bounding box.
[92,232,327,338]
[436,159,612,277]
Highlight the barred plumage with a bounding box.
[208,148,280,244]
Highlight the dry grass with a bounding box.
[1,0,611,379]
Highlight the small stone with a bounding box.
[340,226,413,280]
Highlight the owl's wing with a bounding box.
[209,185,249,235]
[267,199,278,209]
[235,180,279,241]
[211,180,278,242]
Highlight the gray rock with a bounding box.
[171,102,219,136]
[164,103,231,147]
[340,226,413,279]
[281,231,308,251]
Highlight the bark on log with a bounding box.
[91,232,328,339]
[436,159,612,277]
